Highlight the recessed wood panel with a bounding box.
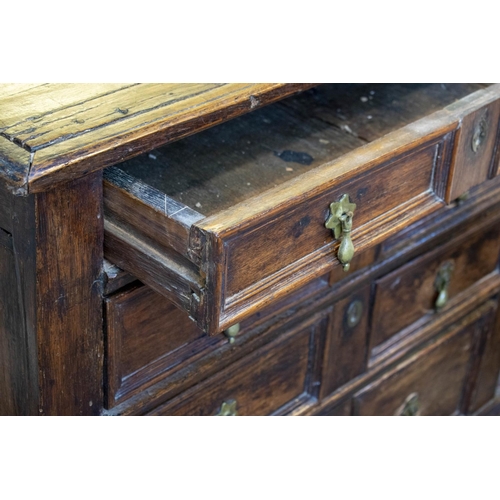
[354,315,480,416]
[447,96,500,200]
[321,286,371,398]
[106,284,206,407]
[225,142,440,296]
[371,225,500,349]
[149,314,328,416]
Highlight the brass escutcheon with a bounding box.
[217,400,238,416]
[434,261,454,310]
[325,194,356,272]
[472,117,488,153]
[346,299,363,329]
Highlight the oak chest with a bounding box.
[1,83,500,416]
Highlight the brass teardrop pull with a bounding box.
[216,399,238,416]
[325,194,356,272]
[224,323,241,344]
[434,261,454,310]
[471,117,488,153]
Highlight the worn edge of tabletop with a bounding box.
[0,83,316,194]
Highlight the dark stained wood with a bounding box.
[321,286,371,398]
[467,301,500,413]
[0,172,103,415]
[0,84,315,193]
[301,292,500,416]
[0,228,34,415]
[148,312,328,416]
[104,217,204,321]
[3,83,500,417]
[369,272,500,370]
[223,138,445,297]
[35,172,104,415]
[353,304,494,416]
[316,399,352,416]
[104,276,329,415]
[371,224,500,350]
[117,84,484,216]
[106,129,453,334]
[106,284,206,406]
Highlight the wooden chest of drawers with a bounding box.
[1,83,500,416]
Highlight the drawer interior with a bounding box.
[113,83,484,217]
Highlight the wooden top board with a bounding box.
[0,83,315,194]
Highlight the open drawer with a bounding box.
[104,83,500,334]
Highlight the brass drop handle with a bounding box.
[325,194,357,272]
[216,399,237,416]
[471,117,488,153]
[396,392,419,416]
[434,261,454,310]
[224,323,240,344]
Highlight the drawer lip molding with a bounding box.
[104,84,500,335]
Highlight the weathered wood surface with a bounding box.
[0,172,104,415]
[104,277,328,415]
[118,83,482,217]
[0,83,315,193]
[105,283,205,407]
[34,172,104,415]
[306,300,499,416]
[148,311,328,416]
[353,306,487,416]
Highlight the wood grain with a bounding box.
[0,135,31,194]
[104,166,204,262]
[35,173,104,415]
[0,83,315,192]
[371,224,500,348]
[148,312,328,416]
[104,277,329,415]
[320,286,371,398]
[0,228,33,415]
[467,302,500,413]
[354,318,476,416]
[447,96,500,200]
[282,83,484,142]
[106,284,206,406]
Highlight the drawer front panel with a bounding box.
[371,224,500,349]
[106,285,206,406]
[225,140,443,296]
[447,95,500,200]
[353,312,482,416]
[148,313,328,416]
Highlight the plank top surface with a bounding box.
[0,83,314,193]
